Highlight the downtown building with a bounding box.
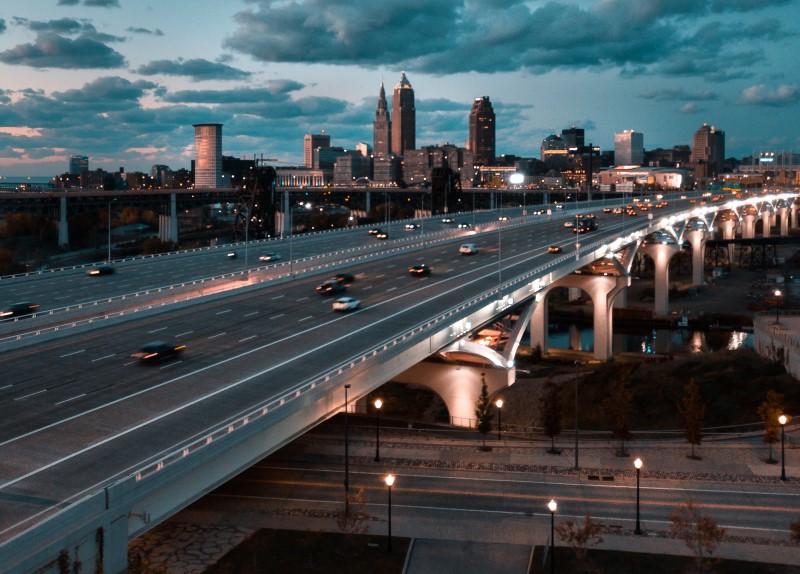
[467,96,495,166]
[690,122,725,179]
[193,123,223,188]
[304,133,331,168]
[614,129,644,166]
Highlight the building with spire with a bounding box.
[391,72,415,158]
[468,96,495,166]
[373,83,391,157]
[691,122,725,179]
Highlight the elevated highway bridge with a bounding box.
[0,190,798,573]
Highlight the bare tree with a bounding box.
[475,374,493,450]
[336,488,372,556]
[757,389,784,463]
[602,376,633,456]
[539,379,562,454]
[555,514,604,572]
[668,501,726,573]
[679,378,705,460]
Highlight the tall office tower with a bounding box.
[373,83,391,157]
[69,155,89,174]
[614,130,644,166]
[691,122,725,178]
[561,126,585,150]
[304,133,331,168]
[193,123,223,188]
[391,72,415,157]
[468,96,495,166]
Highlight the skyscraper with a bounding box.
[373,83,391,157]
[561,127,585,150]
[69,155,88,175]
[468,96,495,166]
[391,72,415,157]
[691,123,725,178]
[614,130,644,166]
[193,123,223,188]
[304,133,331,168]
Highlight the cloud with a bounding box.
[738,84,800,106]
[0,33,126,69]
[679,102,700,113]
[135,58,252,81]
[639,88,718,101]
[711,0,792,12]
[84,0,120,7]
[0,19,7,34]
[126,26,164,36]
[57,0,80,4]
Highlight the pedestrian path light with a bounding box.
[547,499,557,574]
[634,457,643,535]
[385,474,395,552]
[495,398,504,440]
[374,398,383,462]
[779,415,788,480]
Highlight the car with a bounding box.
[368,228,382,235]
[548,245,562,253]
[316,280,346,295]
[333,272,355,284]
[87,265,114,276]
[404,223,420,230]
[459,243,479,255]
[375,231,389,240]
[409,264,431,276]
[612,207,623,215]
[131,341,185,363]
[602,207,612,213]
[563,220,574,228]
[332,296,361,312]
[227,252,237,259]
[457,222,472,229]
[441,217,455,224]
[0,302,39,320]
[498,215,509,221]
[258,253,281,262]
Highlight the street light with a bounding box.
[385,474,395,552]
[774,289,782,325]
[374,398,383,462]
[779,414,788,480]
[547,499,557,574]
[634,457,643,535]
[495,399,504,439]
[574,360,580,470]
[344,384,351,497]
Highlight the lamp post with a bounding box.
[495,399,503,439]
[385,474,395,552]
[548,499,557,574]
[634,457,643,535]
[779,414,788,480]
[107,200,113,265]
[344,384,351,497]
[774,289,782,325]
[374,398,383,462]
[574,360,580,470]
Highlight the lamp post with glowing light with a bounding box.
[548,499,557,574]
[779,414,788,480]
[774,289,782,325]
[495,399,504,440]
[574,360,580,470]
[374,398,383,462]
[385,474,395,552]
[344,384,351,497]
[634,457,643,534]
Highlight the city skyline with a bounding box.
[0,0,798,177]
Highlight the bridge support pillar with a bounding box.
[741,214,756,239]
[778,206,789,236]
[58,195,69,247]
[761,210,772,238]
[719,218,737,266]
[365,191,371,213]
[791,204,799,229]
[641,242,681,316]
[684,229,708,286]
[392,362,513,427]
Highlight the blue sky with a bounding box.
[0,0,798,177]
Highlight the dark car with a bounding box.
[316,280,346,295]
[409,264,431,277]
[87,265,115,276]
[131,341,185,363]
[333,272,355,284]
[457,222,472,229]
[375,231,389,240]
[368,228,382,235]
[0,302,40,320]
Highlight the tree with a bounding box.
[757,389,784,463]
[679,378,705,460]
[335,487,371,556]
[791,520,800,544]
[539,379,562,454]
[602,376,633,456]
[668,501,726,573]
[475,374,493,450]
[555,514,604,572]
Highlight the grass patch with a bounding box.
[205,529,409,574]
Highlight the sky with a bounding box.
[0,0,799,178]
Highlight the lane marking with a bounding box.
[60,350,85,358]
[55,394,85,406]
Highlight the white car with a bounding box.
[459,243,478,255]
[258,253,281,262]
[332,296,361,312]
[404,223,420,230]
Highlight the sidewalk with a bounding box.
[132,427,800,573]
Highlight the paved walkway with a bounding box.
[130,427,800,573]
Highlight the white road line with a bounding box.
[216,309,232,315]
[91,354,116,362]
[15,389,46,401]
[0,384,13,390]
[386,287,397,292]
[175,331,194,337]
[207,332,226,340]
[244,311,259,317]
[148,327,168,334]
[270,313,285,320]
[296,296,309,301]
[271,294,285,300]
[55,394,85,406]
[298,316,312,322]
[60,350,86,358]
[239,335,257,343]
